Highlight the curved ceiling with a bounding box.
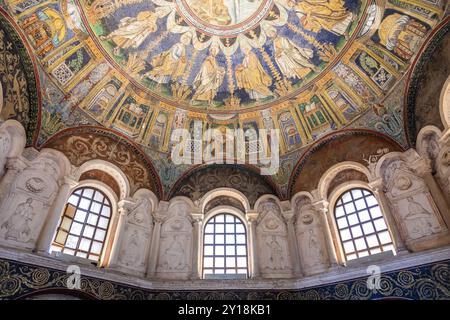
[0,0,448,197]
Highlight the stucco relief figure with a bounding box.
[236,47,273,100]
[164,235,186,270]
[267,29,318,80]
[288,0,353,36]
[1,198,34,242]
[192,46,225,104]
[119,230,140,267]
[266,235,286,270]
[145,33,191,84]
[307,229,324,264]
[100,10,161,53]
[404,196,442,239]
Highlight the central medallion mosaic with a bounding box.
[79,0,364,111]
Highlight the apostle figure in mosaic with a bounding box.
[146,33,192,84]
[100,10,161,52]
[192,45,225,105]
[267,29,318,80]
[288,0,353,36]
[236,46,273,100]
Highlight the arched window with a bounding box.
[334,188,394,261]
[203,213,248,279]
[50,187,112,262]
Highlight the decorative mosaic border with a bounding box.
[405,17,450,147]
[0,257,448,300]
[0,9,40,146]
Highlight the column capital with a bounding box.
[246,210,259,223]
[410,157,432,177]
[5,156,27,171]
[282,209,295,223]
[368,178,385,193]
[312,199,329,214]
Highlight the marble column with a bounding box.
[190,209,203,279]
[35,177,78,254]
[282,211,302,277]
[313,200,339,267]
[146,202,168,278]
[108,200,133,267]
[247,211,259,279]
[369,179,407,253]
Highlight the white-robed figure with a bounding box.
[145,33,191,84]
[100,9,166,53]
[267,28,318,80]
[192,45,225,104]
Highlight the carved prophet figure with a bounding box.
[404,196,441,239]
[1,198,34,242]
[165,235,186,270]
[266,235,285,270]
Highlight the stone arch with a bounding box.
[317,161,371,201]
[41,126,163,199]
[288,129,404,197]
[168,164,280,206]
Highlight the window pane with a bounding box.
[61,217,72,231]
[83,225,95,238]
[203,213,248,278]
[68,195,79,206]
[79,238,91,251]
[215,246,224,256]
[335,206,345,218]
[66,235,78,249]
[340,228,351,241]
[362,222,375,235]
[98,217,109,229]
[351,189,363,199]
[347,214,359,226]
[205,224,214,234]
[226,235,235,244]
[70,222,83,235]
[101,206,111,217]
[204,245,213,255]
[87,214,98,226]
[94,229,106,242]
[226,245,235,255]
[337,217,348,229]
[91,202,102,214]
[74,210,87,223]
[79,198,91,210]
[82,188,94,199]
[374,218,387,231]
[215,224,224,233]
[351,225,363,238]
[226,224,235,233]
[358,210,370,222]
[94,191,104,203]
